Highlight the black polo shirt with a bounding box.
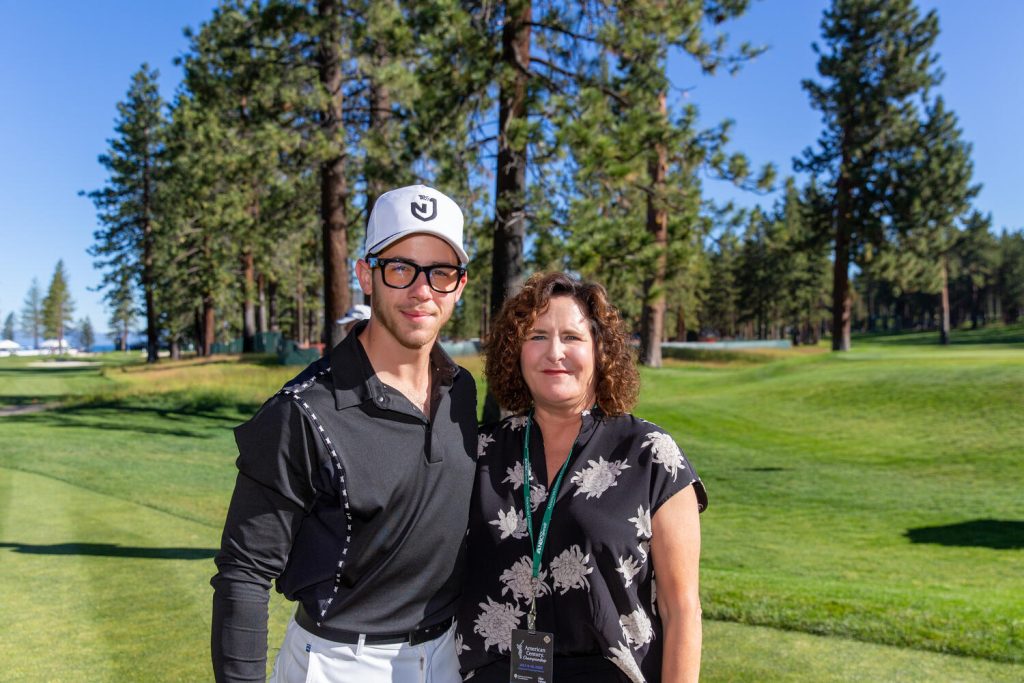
[211,322,477,682]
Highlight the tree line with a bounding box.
[84,0,1024,366]
[5,261,95,352]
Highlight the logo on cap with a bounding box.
[411,195,437,222]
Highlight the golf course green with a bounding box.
[1,330,1021,681]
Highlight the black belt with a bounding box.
[295,606,454,646]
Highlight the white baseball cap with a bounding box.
[336,304,371,326]
[364,184,468,265]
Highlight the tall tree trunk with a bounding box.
[121,318,129,353]
[831,211,852,351]
[242,250,257,352]
[640,91,668,368]
[970,282,979,329]
[257,272,267,334]
[366,42,392,221]
[489,0,531,319]
[831,135,853,351]
[268,277,279,332]
[169,338,180,361]
[307,307,318,349]
[675,304,686,341]
[319,0,350,353]
[483,0,531,425]
[142,140,159,364]
[194,307,203,356]
[939,256,951,345]
[202,295,215,356]
[295,274,306,345]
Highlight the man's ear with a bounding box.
[453,271,468,304]
[355,259,373,296]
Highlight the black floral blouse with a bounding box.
[456,409,708,682]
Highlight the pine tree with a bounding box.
[889,97,979,344]
[104,268,136,352]
[552,1,771,366]
[157,92,237,356]
[20,278,44,349]
[42,260,75,351]
[86,65,166,363]
[77,317,95,352]
[3,312,14,341]
[798,0,941,351]
[701,232,742,338]
[953,211,998,328]
[996,229,1024,323]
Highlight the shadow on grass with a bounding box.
[905,519,1024,550]
[0,395,54,407]
[0,541,217,560]
[854,325,1024,346]
[2,396,260,438]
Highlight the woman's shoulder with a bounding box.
[476,412,530,461]
[479,413,531,437]
[599,412,674,443]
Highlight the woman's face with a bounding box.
[520,295,597,414]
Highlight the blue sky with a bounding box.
[1,0,1021,341]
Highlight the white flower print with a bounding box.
[503,461,525,488]
[642,431,686,481]
[504,415,529,431]
[499,556,551,603]
[454,630,469,654]
[529,483,548,511]
[616,554,643,587]
[607,641,646,683]
[489,505,528,539]
[477,433,495,458]
[550,545,593,594]
[619,606,653,649]
[629,506,652,540]
[571,456,631,499]
[637,539,650,564]
[474,597,525,653]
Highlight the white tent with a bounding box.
[40,339,71,352]
[0,339,21,353]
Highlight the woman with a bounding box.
[457,272,708,683]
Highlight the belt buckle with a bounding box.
[408,619,447,646]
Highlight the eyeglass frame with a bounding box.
[366,256,467,294]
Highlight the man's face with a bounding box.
[356,234,466,351]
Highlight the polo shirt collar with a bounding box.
[329,319,461,411]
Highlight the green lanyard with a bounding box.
[522,412,574,630]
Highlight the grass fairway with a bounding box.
[1,339,1022,681]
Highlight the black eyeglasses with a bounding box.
[367,257,467,293]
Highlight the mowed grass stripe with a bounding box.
[634,347,1024,663]
[1,340,1022,678]
[703,620,1024,682]
[3,469,1019,683]
[0,467,218,681]
[0,466,301,683]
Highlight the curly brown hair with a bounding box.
[484,272,640,416]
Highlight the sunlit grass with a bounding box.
[1,335,1022,680]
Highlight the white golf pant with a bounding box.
[269,616,462,683]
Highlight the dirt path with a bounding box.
[0,402,57,417]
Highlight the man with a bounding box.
[211,185,478,682]
[336,303,371,340]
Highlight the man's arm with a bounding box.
[211,399,321,682]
